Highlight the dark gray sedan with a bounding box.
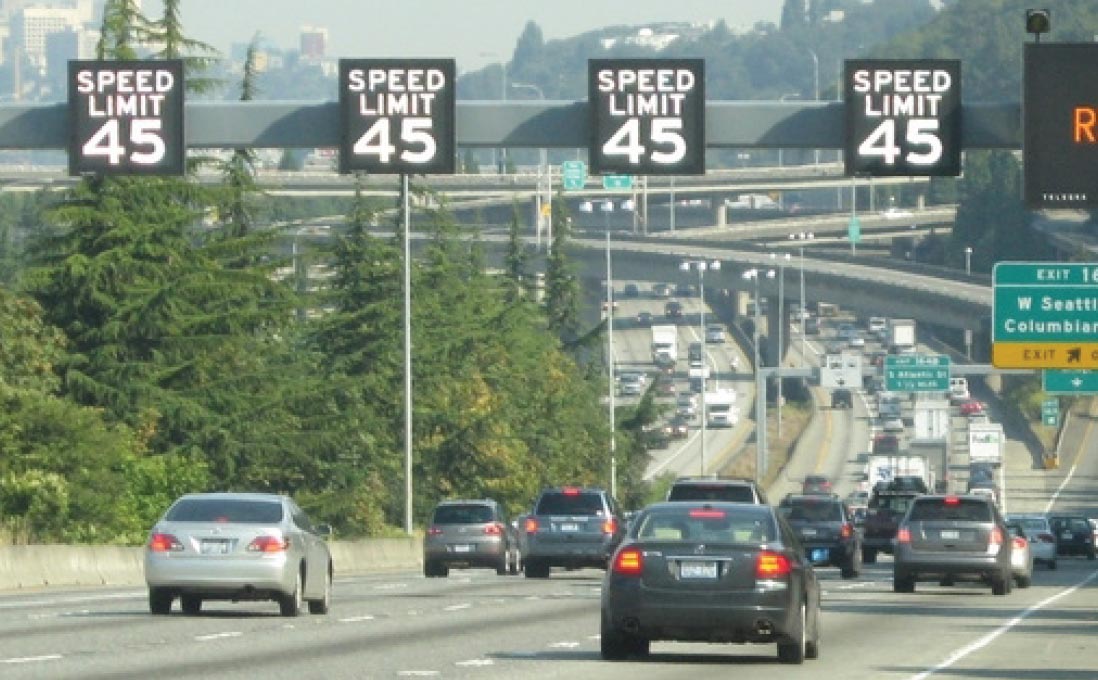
[601,502,821,664]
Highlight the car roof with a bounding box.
[177,492,287,503]
[435,498,498,507]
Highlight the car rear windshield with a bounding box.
[636,507,775,543]
[165,498,283,523]
[1052,517,1092,532]
[908,498,992,522]
[1011,517,1048,532]
[535,492,606,516]
[869,494,915,514]
[781,499,842,522]
[667,484,756,503]
[432,504,495,524]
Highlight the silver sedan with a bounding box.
[144,492,333,617]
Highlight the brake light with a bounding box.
[613,548,643,576]
[1012,536,1028,549]
[484,522,504,536]
[426,526,443,536]
[562,487,581,496]
[944,496,960,506]
[756,551,792,579]
[524,517,539,533]
[896,527,911,544]
[689,509,726,519]
[989,527,1003,545]
[247,535,289,553]
[148,533,183,553]
[840,523,853,539]
[602,518,618,535]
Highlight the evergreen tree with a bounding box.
[543,193,580,340]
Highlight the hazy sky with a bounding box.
[154,0,784,72]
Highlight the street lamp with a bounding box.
[964,246,973,275]
[681,258,721,476]
[789,232,815,367]
[743,267,775,482]
[770,252,792,438]
[510,81,550,251]
[778,93,799,168]
[807,48,820,165]
[606,231,617,498]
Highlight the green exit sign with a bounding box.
[884,354,951,392]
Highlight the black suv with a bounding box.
[862,488,919,563]
[519,487,625,578]
[666,477,768,504]
[831,388,853,409]
[1048,515,1097,560]
[778,494,862,578]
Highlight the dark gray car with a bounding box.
[520,487,624,578]
[778,494,862,578]
[423,499,518,577]
[893,494,1013,595]
[601,502,821,664]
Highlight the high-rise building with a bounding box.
[299,25,327,60]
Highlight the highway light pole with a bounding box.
[681,258,721,475]
[606,231,617,498]
[770,252,792,438]
[510,81,549,249]
[965,246,973,276]
[808,47,820,166]
[744,267,775,482]
[790,232,814,367]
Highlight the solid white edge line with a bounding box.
[909,567,1098,680]
[1,655,63,664]
[1044,459,1081,514]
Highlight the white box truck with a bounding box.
[651,325,678,364]
[913,400,951,441]
[705,390,738,427]
[968,422,1005,466]
[888,318,916,353]
[865,453,932,492]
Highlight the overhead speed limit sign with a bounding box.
[68,60,184,176]
[340,59,455,174]
[844,59,961,176]
[589,59,705,176]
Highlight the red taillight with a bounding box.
[896,527,912,544]
[484,522,503,536]
[989,527,1003,546]
[613,547,643,576]
[756,551,792,579]
[602,518,618,535]
[524,517,539,533]
[247,535,289,553]
[148,532,182,553]
[943,496,960,506]
[840,523,853,539]
[1013,536,1028,549]
[689,509,726,519]
[562,487,581,496]
[426,526,443,536]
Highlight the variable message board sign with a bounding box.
[1024,43,1098,209]
[68,60,184,176]
[339,59,455,174]
[844,59,961,177]
[992,262,1098,368]
[589,59,704,176]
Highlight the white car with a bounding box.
[1006,514,1058,569]
[1007,523,1034,588]
[882,417,905,433]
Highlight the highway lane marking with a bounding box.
[443,603,471,612]
[909,567,1098,680]
[195,631,243,642]
[1043,410,1094,514]
[338,615,376,623]
[0,591,138,610]
[397,671,439,677]
[548,641,580,648]
[813,387,834,473]
[455,659,494,667]
[1,654,63,664]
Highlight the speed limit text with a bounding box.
[74,67,175,118]
[596,67,695,116]
[851,68,951,117]
[345,67,445,116]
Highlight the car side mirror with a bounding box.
[315,524,333,538]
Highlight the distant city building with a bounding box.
[299,25,327,60]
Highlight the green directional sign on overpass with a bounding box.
[561,160,586,191]
[1043,369,1098,395]
[884,354,950,392]
[602,174,634,190]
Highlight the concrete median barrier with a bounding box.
[0,538,422,591]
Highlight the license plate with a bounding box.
[679,561,718,579]
[1062,532,1073,540]
[810,548,829,563]
[560,523,579,532]
[801,528,817,536]
[200,540,229,555]
[452,544,472,553]
[940,530,960,540]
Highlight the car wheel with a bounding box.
[939,577,954,587]
[862,547,877,564]
[777,602,807,664]
[496,553,508,576]
[599,615,634,661]
[280,569,304,617]
[1048,559,1058,570]
[991,575,1008,596]
[1089,550,1096,561]
[148,588,172,615]
[524,559,550,579]
[508,549,520,575]
[181,595,202,615]
[805,602,821,660]
[1015,574,1031,589]
[840,550,860,579]
[893,572,915,593]
[308,568,332,615]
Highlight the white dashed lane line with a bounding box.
[1,654,63,664]
[194,631,243,642]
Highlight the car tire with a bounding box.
[1048,559,1058,570]
[424,560,448,578]
[991,575,1008,596]
[939,577,954,587]
[524,559,550,579]
[181,595,202,616]
[893,572,915,593]
[148,588,172,615]
[508,550,520,575]
[840,550,860,579]
[308,569,332,615]
[495,554,508,576]
[1015,574,1031,589]
[862,547,877,564]
[600,615,647,660]
[1089,550,1096,561]
[777,603,807,664]
[280,569,304,617]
